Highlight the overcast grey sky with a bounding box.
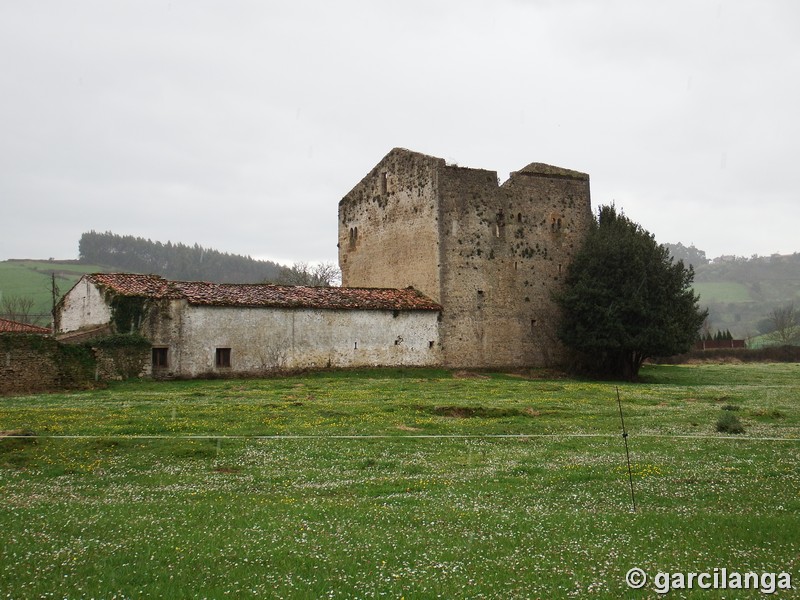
[2,0,798,265]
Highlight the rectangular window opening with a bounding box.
[152,347,168,368]
[215,347,232,368]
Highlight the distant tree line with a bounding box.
[701,329,734,342]
[78,231,340,286]
[665,242,709,268]
[692,251,800,284]
[79,231,283,282]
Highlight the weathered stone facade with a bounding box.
[339,148,593,368]
[140,303,440,378]
[0,333,150,395]
[0,334,94,394]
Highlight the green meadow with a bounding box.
[1,364,798,598]
[0,260,110,321]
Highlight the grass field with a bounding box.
[692,281,753,304]
[1,364,798,598]
[0,260,111,319]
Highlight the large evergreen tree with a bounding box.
[556,205,706,380]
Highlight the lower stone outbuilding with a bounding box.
[56,273,442,378]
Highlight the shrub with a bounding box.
[716,411,745,434]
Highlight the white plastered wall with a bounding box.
[153,305,441,377]
[57,277,112,333]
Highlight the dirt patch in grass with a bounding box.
[213,466,241,474]
[0,430,38,468]
[452,371,490,380]
[0,430,36,438]
[396,424,422,432]
[418,405,531,419]
[750,408,785,419]
[504,369,570,380]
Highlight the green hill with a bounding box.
[2,232,292,327]
[691,281,752,304]
[0,260,115,325]
[690,254,800,341]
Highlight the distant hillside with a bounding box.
[665,244,800,341]
[79,231,283,283]
[0,260,113,326]
[1,233,335,326]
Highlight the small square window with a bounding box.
[215,348,231,368]
[152,347,168,368]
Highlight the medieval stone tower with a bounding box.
[338,148,592,368]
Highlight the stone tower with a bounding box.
[338,148,592,368]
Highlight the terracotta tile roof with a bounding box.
[0,318,50,334]
[174,281,441,310]
[84,274,441,311]
[87,273,174,298]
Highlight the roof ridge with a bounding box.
[84,273,441,311]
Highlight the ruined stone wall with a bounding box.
[93,339,152,381]
[339,148,443,302]
[497,166,593,366]
[436,164,519,367]
[147,304,441,377]
[0,334,95,395]
[338,149,593,369]
[436,162,592,368]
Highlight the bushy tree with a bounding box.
[664,241,709,268]
[766,303,800,345]
[0,294,36,324]
[266,262,341,287]
[556,205,707,380]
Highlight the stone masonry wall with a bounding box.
[339,148,444,303]
[438,162,592,368]
[338,148,593,369]
[0,334,95,395]
[438,164,514,367]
